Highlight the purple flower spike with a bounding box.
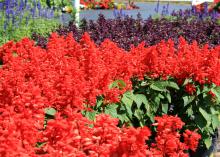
[37,0,41,10]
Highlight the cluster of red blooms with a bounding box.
[150,115,201,157]
[0,33,217,156]
[0,106,200,156]
[0,33,220,111]
[0,33,130,111]
[184,83,196,95]
[80,0,113,9]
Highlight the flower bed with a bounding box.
[80,0,115,9]
[0,0,61,46]
[0,33,220,156]
[33,14,220,50]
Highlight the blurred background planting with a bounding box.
[0,0,71,46]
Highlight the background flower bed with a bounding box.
[0,33,220,156]
[33,14,220,50]
[0,0,67,46]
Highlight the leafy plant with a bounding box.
[83,77,220,149]
[34,14,220,50]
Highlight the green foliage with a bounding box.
[83,77,220,149]
[45,107,57,116]
[217,19,220,25]
[44,107,56,128]
[0,17,59,46]
[44,0,73,8]
[109,79,126,90]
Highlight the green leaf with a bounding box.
[162,81,180,90]
[105,104,118,118]
[96,97,103,109]
[154,96,161,106]
[210,107,218,115]
[195,113,207,129]
[133,94,149,109]
[85,111,96,120]
[182,95,195,107]
[201,84,210,94]
[151,101,160,113]
[196,86,201,96]
[211,86,220,101]
[45,108,56,116]
[183,78,192,86]
[150,80,179,92]
[168,81,180,90]
[134,109,143,120]
[117,113,130,124]
[186,106,193,117]
[150,82,166,92]
[121,91,133,106]
[147,113,155,123]
[134,109,145,127]
[162,103,168,114]
[158,93,165,99]
[36,142,46,148]
[204,127,214,135]
[121,91,133,118]
[140,81,148,86]
[204,138,212,149]
[109,79,126,90]
[165,92,171,103]
[211,115,220,129]
[199,108,211,122]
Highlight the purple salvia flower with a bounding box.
[49,9,54,18]
[113,8,117,18]
[44,9,48,18]
[37,0,41,10]
[26,4,31,10]
[161,5,166,16]
[204,2,208,14]
[5,0,10,9]
[43,9,47,18]
[10,0,14,9]
[192,6,196,14]
[171,10,176,16]
[19,0,25,11]
[47,8,52,18]
[0,2,4,10]
[5,8,12,17]
[119,8,122,17]
[13,0,18,8]
[179,9,183,17]
[166,2,169,15]
[40,8,43,17]
[211,11,217,19]
[31,7,36,17]
[198,12,203,20]
[154,0,160,13]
